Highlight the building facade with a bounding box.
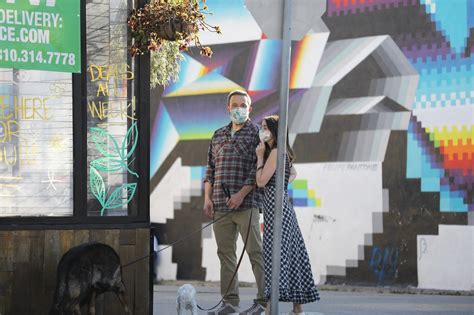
[0,0,152,314]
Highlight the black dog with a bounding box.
[49,242,130,315]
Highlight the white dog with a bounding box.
[177,284,198,315]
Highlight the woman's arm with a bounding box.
[256,149,277,187]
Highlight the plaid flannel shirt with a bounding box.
[204,120,260,212]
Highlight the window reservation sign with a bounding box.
[0,0,80,73]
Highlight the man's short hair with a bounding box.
[227,90,251,106]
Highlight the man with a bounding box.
[203,90,265,314]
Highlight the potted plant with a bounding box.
[127,0,220,87]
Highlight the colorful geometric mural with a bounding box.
[399,0,474,213]
[288,179,322,208]
[408,117,472,212]
[151,0,473,289]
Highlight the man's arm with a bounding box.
[203,138,215,218]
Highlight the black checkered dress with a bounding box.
[262,155,320,304]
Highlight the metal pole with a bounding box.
[270,0,292,314]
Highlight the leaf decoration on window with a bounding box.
[89,123,139,178]
[103,183,137,214]
[122,122,138,159]
[90,166,106,208]
[90,157,125,173]
[89,122,139,216]
[90,127,121,158]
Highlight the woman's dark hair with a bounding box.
[263,115,295,163]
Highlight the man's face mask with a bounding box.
[230,107,249,125]
[259,129,272,142]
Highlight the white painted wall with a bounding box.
[418,225,474,291]
[156,244,178,281]
[150,158,192,224]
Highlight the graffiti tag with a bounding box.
[369,246,399,285]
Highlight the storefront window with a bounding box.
[0,0,146,220]
[86,0,138,216]
[0,69,73,216]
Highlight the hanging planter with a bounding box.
[153,16,197,41]
[128,0,221,82]
[127,0,220,86]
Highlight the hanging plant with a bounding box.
[127,0,221,86]
[150,41,184,88]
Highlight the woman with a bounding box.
[256,115,319,315]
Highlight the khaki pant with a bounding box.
[213,208,265,307]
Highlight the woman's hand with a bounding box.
[256,141,265,158]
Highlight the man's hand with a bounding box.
[203,198,214,219]
[226,192,244,210]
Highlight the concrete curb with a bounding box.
[154,280,474,296]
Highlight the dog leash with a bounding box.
[197,209,253,312]
[121,210,234,268]
[121,208,254,312]
[122,183,252,269]
[122,184,256,313]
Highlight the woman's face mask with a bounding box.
[259,129,272,142]
[230,107,249,125]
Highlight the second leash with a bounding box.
[122,210,234,268]
[197,209,254,313]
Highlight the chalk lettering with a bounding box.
[0,95,52,120]
[0,119,19,143]
[87,97,136,121]
[0,144,17,166]
[88,63,134,82]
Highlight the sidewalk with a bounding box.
[152,281,474,315]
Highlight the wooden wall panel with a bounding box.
[104,230,122,315]
[59,231,74,257]
[30,231,45,315]
[0,272,12,315]
[120,243,136,315]
[89,229,106,315]
[73,230,90,245]
[11,262,30,314]
[0,228,151,315]
[0,232,13,273]
[12,231,30,263]
[43,229,61,312]
[120,229,136,245]
[135,229,150,315]
[0,295,10,315]
[0,231,12,315]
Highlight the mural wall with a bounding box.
[150,0,473,290]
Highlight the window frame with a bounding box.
[0,0,150,229]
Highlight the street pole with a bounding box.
[270,0,292,314]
